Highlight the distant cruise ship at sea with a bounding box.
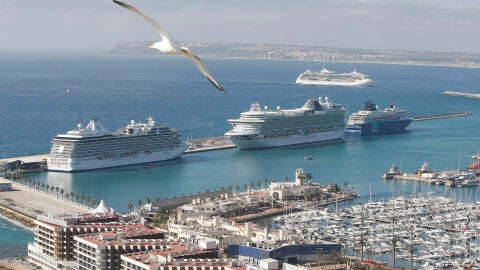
[295,67,373,86]
[47,116,188,172]
[225,97,346,149]
[345,100,412,136]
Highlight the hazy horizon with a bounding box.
[2,0,480,54]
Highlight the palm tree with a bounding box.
[264,178,269,188]
[243,183,248,192]
[60,189,64,198]
[137,199,143,207]
[205,189,210,194]
[220,186,225,193]
[249,182,255,190]
[65,193,70,201]
[86,196,91,205]
[55,187,59,197]
[256,181,261,190]
[32,180,37,189]
[343,181,349,191]
[155,197,160,203]
[70,192,75,201]
[128,202,133,212]
[75,194,80,202]
[50,186,54,193]
[45,184,50,194]
[92,200,98,207]
[80,194,85,204]
[235,185,240,193]
[41,183,45,192]
[146,198,151,204]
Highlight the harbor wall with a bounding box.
[0,204,35,228]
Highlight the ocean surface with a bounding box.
[1,52,480,258]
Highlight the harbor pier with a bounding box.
[0,177,91,227]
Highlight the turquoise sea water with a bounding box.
[1,53,480,257]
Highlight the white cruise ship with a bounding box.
[225,97,346,149]
[47,116,189,172]
[345,100,412,135]
[295,67,372,86]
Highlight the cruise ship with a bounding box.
[345,100,412,136]
[225,97,346,149]
[47,116,189,171]
[295,67,372,86]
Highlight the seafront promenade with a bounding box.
[0,177,91,227]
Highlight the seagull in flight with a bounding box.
[113,0,226,93]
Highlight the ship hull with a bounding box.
[47,145,188,172]
[227,129,344,150]
[345,119,412,136]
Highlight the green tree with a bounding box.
[146,198,151,204]
[127,202,133,212]
[137,199,143,206]
[55,187,59,197]
[60,189,64,198]
[45,184,50,193]
[65,193,70,201]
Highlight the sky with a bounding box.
[2,0,480,53]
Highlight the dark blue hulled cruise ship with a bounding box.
[345,100,412,135]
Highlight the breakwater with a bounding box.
[412,111,471,121]
[0,204,34,228]
[443,90,480,98]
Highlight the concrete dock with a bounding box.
[0,177,91,227]
[184,136,236,153]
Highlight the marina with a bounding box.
[275,194,480,268]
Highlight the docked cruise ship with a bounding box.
[225,97,346,149]
[47,116,189,171]
[345,100,413,135]
[295,67,372,86]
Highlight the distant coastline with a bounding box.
[109,41,480,69]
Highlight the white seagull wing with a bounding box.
[182,50,226,93]
[113,0,173,42]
